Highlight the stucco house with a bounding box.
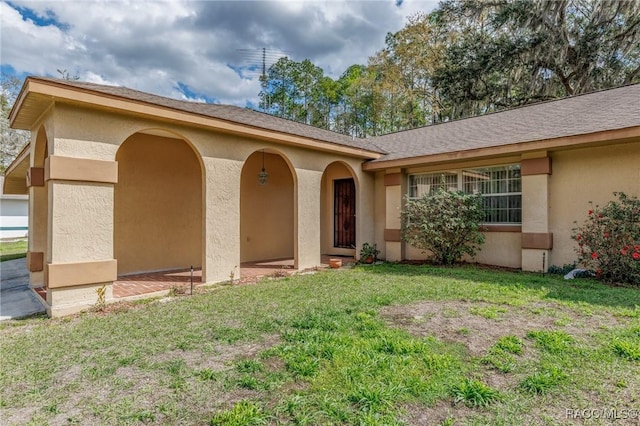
[3,77,639,316]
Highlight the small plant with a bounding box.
[469,306,507,320]
[494,336,524,355]
[519,367,567,394]
[95,284,106,311]
[359,242,380,264]
[210,401,267,426]
[450,378,500,407]
[611,339,640,361]
[401,187,485,265]
[572,192,640,285]
[481,350,517,373]
[198,368,219,381]
[526,330,574,354]
[169,285,187,296]
[270,267,289,278]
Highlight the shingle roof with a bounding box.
[31,77,386,154]
[29,78,640,163]
[370,83,640,162]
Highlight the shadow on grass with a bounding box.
[359,262,639,310]
[0,253,27,262]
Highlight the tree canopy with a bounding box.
[259,0,640,136]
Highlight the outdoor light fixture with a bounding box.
[258,149,269,185]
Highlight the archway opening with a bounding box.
[240,150,295,265]
[114,132,203,275]
[30,126,49,291]
[321,162,358,257]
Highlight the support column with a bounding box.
[27,167,46,287]
[295,168,323,270]
[202,157,242,283]
[384,170,405,261]
[521,154,553,272]
[45,156,118,317]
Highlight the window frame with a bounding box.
[407,164,522,225]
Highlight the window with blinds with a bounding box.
[408,165,521,224]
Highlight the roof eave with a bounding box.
[2,142,30,195]
[362,126,640,171]
[15,77,383,160]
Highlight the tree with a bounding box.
[401,188,486,265]
[1,74,30,174]
[432,0,640,119]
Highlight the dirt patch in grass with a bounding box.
[381,300,626,357]
[402,400,478,425]
[154,334,281,371]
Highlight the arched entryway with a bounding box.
[321,161,358,257]
[114,131,203,276]
[240,150,296,269]
[29,126,49,290]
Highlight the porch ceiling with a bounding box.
[2,142,29,195]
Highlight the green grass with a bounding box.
[0,239,27,261]
[1,263,639,425]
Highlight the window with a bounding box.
[408,165,521,224]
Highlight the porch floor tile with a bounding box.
[112,255,354,300]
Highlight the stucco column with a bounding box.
[356,170,376,255]
[26,168,46,287]
[521,154,553,272]
[202,157,242,283]
[384,170,405,261]
[295,168,323,270]
[45,156,118,317]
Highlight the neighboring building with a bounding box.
[3,77,639,316]
[0,176,28,239]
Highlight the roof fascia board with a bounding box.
[9,78,33,126]
[20,79,382,160]
[363,126,640,171]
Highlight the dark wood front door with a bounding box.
[334,178,356,248]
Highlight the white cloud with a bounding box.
[1,0,438,106]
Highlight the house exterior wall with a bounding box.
[0,190,28,240]
[548,140,640,268]
[25,102,376,316]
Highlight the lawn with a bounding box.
[1,264,638,425]
[0,239,27,262]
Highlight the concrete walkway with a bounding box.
[0,258,46,320]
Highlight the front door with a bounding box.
[334,178,356,248]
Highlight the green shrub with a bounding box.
[572,192,640,285]
[401,188,485,265]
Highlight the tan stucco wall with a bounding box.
[373,172,387,260]
[549,141,640,267]
[320,162,357,256]
[115,133,202,274]
[24,101,379,315]
[405,232,522,268]
[240,152,294,263]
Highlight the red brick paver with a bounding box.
[112,255,355,300]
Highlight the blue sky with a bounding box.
[1,0,437,106]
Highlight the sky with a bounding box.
[1,0,438,107]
